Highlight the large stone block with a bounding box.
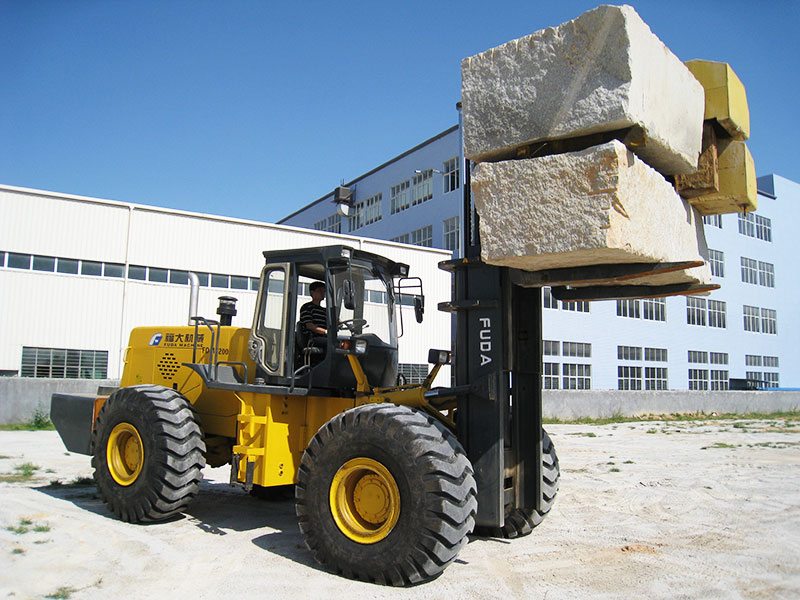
[685,59,750,141]
[462,4,705,175]
[472,140,711,286]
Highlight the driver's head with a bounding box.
[310,281,326,301]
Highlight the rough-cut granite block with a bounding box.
[461,4,705,175]
[472,140,711,286]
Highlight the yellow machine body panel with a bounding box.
[685,59,750,141]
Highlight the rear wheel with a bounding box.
[479,428,560,538]
[296,403,477,586]
[92,385,206,523]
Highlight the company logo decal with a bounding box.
[149,333,163,346]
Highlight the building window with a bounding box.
[618,366,642,390]
[410,225,433,247]
[645,347,668,362]
[617,346,642,361]
[745,354,762,367]
[761,308,777,334]
[708,300,727,329]
[21,346,108,379]
[743,305,760,332]
[104,263,124,278]
[686,297,707,326]
[348,201,364,231]
[617,299,640,319]
[745,371,764,385]
[543,340,560,356]
[315,214,341,233]
[149,267,168,283]
[643,298,666,321]
[563,363,591,390]
[645,367,668,390]
[32,255,56,272]
[562,300,590,313]
[412,170,433,205]
[710,352,729,365]
[398,363,429,384]
[364,193,382,225]
[56,258,79,274]
[711,370,729,390]
[703,215,723,228]
[738,212,755,237]
[755,214,772,242]
[8,252,31,269]
[391,180,410,214]
[81,260,103,276]
[758,261,775,288]
[563,342,591,358]
[543,287,558,309]
[688,350,708,364]
[763,372,779,388]
[708,249,724,277]
[543,363,559,389]
[443,216,460,253]
[688,369,709,390]
[390,233,410,244]
[763,356,779,368]
[740,257,758,284]
[443,157,460,193]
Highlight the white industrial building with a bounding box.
[0,184,453,382]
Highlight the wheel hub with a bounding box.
[329,457,400,544]
[107,422,144,486]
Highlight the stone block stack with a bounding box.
[460,4,755,291]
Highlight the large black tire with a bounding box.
[91,385,206,523]
[296,404,477,586]
[479,428,560,539]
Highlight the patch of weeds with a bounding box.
[607,461,615,465]
[623,460,635,464]
[0,408,55,431]
[46,587,78,600]
[646,428,657,434]
[0,462,41,483]
[733,422,749,429]
[701,442,738,450]
[566,468,588,474]
[12,547,25,554]
[566,432,597,438]
[34,524,51,533]
[609,467,620,473]
[0,455,11,459]
[47,476,94,489]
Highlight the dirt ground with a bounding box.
[1,419,799,600]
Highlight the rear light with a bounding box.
[338,339,367,355]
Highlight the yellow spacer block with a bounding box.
[688,141,757,215]
[685,59,750,141]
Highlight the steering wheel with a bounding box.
[337,318,368,333]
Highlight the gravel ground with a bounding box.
[1,419,799,599]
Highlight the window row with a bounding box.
[0,251,258,291]
[688,369,731,391]
[686,297,727,328]
[740,257,775,287]
[391,217,461,251]
[543,363,592,390]
[391,224,433,247]
[744,371,780,388]
[616,298,666,321]
[688,350,729,365]
[618,366,668,390]
[21,346,108,379]
[543,340,592,358]
[617,346,668,362]
[743,305,777,334]
[745,355,779,368]
[703,214,723,228]
[738,212,772,242]
[543,288,590,312]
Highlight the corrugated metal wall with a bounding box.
[0,185,452,380]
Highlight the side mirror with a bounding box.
[414,296,424,323]
[343,279,356,310]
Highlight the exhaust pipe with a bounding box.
[188,272,200,325]
[217,296,238,326]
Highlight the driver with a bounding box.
[299,281,327,339]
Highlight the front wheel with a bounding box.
[92,385,206,523]
[296,404,477,586]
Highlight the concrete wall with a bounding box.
[543,389,800,420]
[0,378,119,424]
[2,378,798,425]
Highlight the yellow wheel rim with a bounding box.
[107,422,144,486]
[329,457,400,544]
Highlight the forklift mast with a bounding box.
[440,160,544,528]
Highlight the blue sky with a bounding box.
[2,1,798,224]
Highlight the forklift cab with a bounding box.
[248,245,415,393]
